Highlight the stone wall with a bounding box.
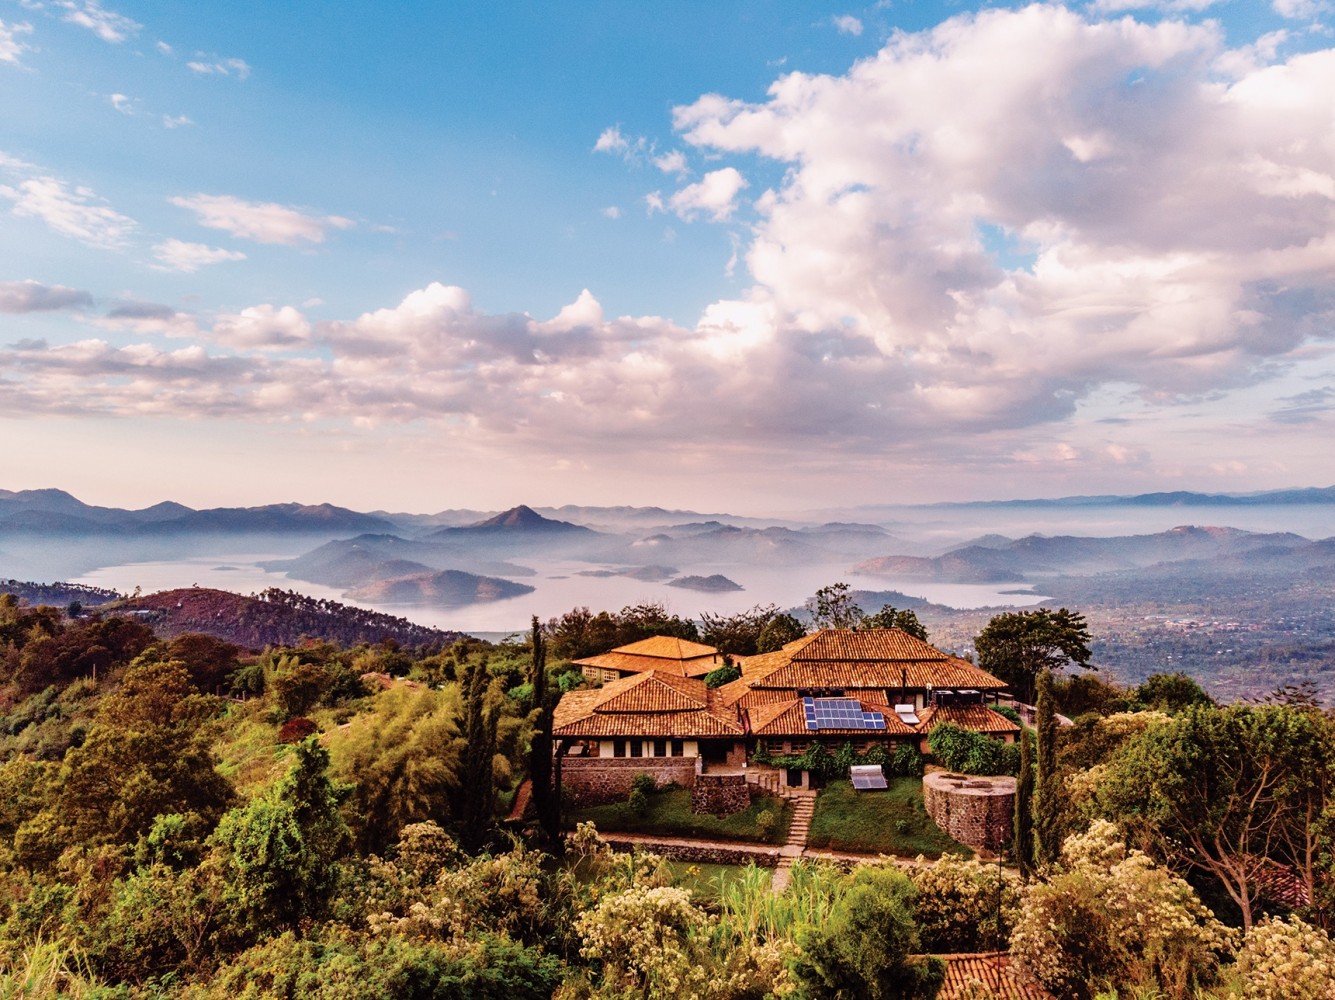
[922,772,1016,852]
[690,774,752,816]
[601,838,782,868]
[561,755,696,807]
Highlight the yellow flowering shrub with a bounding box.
[1234,916,1335,1000]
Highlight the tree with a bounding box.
[527,616,561,850]
[805,583,865,631]
[699,603,783,656]
[756,612,805,653]
[859,605,929,642]
[1014,728,1035,879]
[791,864,945,999]
[211,736,350,934]
[1135,672,1214,714]
[1098,703,1329,931]
[1033,669,1060,866]
[457,656,499,852]
[974,607,1092,705]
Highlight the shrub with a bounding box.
[992,704,1022,725]
[911,853,1021,953]
[928,723,1018,776]
[278,716,318,743]
[890,744,925,778]
[703,663,742,688]
[1233,916,1335,1000]
[756,809,776,839]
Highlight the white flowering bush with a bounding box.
[1010,820,1234,1000]
[1233,916,1335,1000]
[574,884,715,1000]
[910,853,1022,952]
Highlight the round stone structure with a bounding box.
[922,771,1016,852]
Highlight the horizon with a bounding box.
[3,1,1335,511]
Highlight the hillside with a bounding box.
[347,569,535,607]
[119,587,464,650]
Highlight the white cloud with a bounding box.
[108,92,132,114]
[186,56,251,80]
[594,126,629,154]
[169,193,353,245]
[156,40,173,56]
[151,239,246,272]
[210,304,311,350]
[0,19,34,64]
[668,167,748,221]
[0,280,93,313]
[601,205,621,219]
[162,113,193,129]
[833,15,863,36]
[653,149,689,175]
[1,175,135,249]
[1273,0,1330,18]
[58,1,139,43]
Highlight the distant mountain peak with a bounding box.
[467,505,587,531]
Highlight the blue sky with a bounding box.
[2,0,1334,513]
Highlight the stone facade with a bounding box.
[922,771,1016,852]
[561,755,696,807]
[690,774,752,816]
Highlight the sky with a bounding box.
[2,0,1334,515]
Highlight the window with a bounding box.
[630,740,643,758]
[654,740,667,758]
[671,739,684,757]
[613,739,626,758]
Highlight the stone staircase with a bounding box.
[739,767,817,893]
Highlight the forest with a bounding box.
[0,592,1332,999]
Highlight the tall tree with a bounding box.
[699,603,782,656]
[1098,704,1327,931]
[527,615,560,850]
[1033,669,1060,867]
[756,612,806,653]
[458,655,499,853]
[805,582,866,631]
[975,607,1092,705]
[1014,727,1035,879]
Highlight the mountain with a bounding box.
[263,534,537,589]
[854,526,1317,583]
[666,574,743,593]
[347,569,535,607]
[120,587,463,650]
[432,504,597,537]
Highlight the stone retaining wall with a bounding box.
[922,772,1016,852]
[561,756,696,807]
[601,838,782,868]
[691,774,752,816]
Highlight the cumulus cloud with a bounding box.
[151,239,246,272]
[668,167,748,221]
[1273,0,1330,18]
[0,280,93,313]
[1,175,135,249]
[0,19,34,64]
[653,149,689,175]
[58,1,139,43]
[169,193,353,245]
[210,304,312,350]
[162,113,193,129]
[186,56,251,79]
[108,92,133,114]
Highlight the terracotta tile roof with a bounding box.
[793,628,949,662]
[918,705,1022,735]
[552,670,744,738]
[574,635,722,677]
[614,635,721,660]
[749,659,1006,692]
[748,698,919,737]
[936,953,1053,999]
[725,684,892,710]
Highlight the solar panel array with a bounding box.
[802,697,887,731]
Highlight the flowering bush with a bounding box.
[1233,916,1335,1000]
[1009,821,1234,1000]
[910,853,1022,953]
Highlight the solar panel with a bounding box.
[850,764,888,790]
[802,697,886,731]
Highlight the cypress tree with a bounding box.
[1033,668,1059,866]
[458,654,498,853]
[528,615,561,850]
[1013,727,1035,879]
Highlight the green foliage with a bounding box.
[702,662,741,688]
[910,853,1022,953]
[1014,728,1035,878]
[791,864,944,1000]
[992,703,1022,725]
[211,737,350,934]
[804,583,865,631]
[756,613,806,653]
[699,604,786,657]
[859,605,929,641]
[927,723,1020,776]
[1233,915,1335,1000]
[1009,821,1233,1000]
[975,607,1093,705]
[544,602,699,661]
[568,786,791,844]
[1134,673,1214,714]
[1034,668,1060,866]
[457,658,500,853]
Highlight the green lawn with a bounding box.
[567,786,792,844]
[806,778,974,858]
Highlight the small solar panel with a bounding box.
[803,697,886,731]
[850,764,888,790]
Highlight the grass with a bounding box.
[665,860,764,899]
[567,785,793,844]
[806,778,974,858]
